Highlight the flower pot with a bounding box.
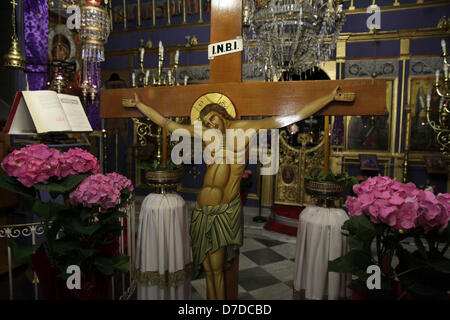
[32,244,112,300]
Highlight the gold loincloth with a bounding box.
[190,195,243,280]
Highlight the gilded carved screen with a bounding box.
[274,119,325,206]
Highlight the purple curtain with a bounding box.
[24,0,48,90]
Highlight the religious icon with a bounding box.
[282,166,295,185]
[347,79,393,151]
[424,156,448,175]
[359,154,379,171]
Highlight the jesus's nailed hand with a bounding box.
[333,87,356,102]
[122,98,136,108]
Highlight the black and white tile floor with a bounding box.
[191,236,297,300]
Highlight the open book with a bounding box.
[4,90,93,135]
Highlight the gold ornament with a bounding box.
[4,0,26,69]
[190,93,236,125]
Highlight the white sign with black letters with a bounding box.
[208,37,243,60]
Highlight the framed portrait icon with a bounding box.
[359,154,379,171]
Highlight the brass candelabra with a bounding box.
[423,39,450,154]
[131,41,182,88]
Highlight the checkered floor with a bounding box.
[191,237,297,300]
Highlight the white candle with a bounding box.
[426,93,431,108]
[175,50,179,65]
[436,69,440,83]
[419,95,425,109]
[168,70,172,82]
[140,47,145,61]
[145,69,150,80]
[441,39,447,56]
[159,41,164,57]
[444,64,448,79]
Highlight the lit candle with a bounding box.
[132,72,136,86]
[175,50,179,65]
[145,69,150,82]
[426,93,431,108]
[159,41,164,57]
[140,47,145,61]
[436,69,440,83]
[441,39,447,56]
[419,95,425,109]
[444,63,448,79]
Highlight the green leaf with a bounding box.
[72,220,101,236]
[425,257,450,274]
[114,254,130,272]
[80,248,94,259]
[31,199,65,219]
[8,239,39,265]
[79,207,93,221]
[98,211,126,224]
[0,175,35,199]
[328,249,373,278]
[33,174,89,194]
[52,239,82,255]
[93,256,115,275]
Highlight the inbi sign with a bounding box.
[208,37,243,60]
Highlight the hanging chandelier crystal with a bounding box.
[78,0,111,102]
[243,0,346,79]
[80,0,110,63]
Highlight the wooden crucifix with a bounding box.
[101,0,386,300]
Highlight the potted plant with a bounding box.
[140,159,183,192]
[0,144,132,299]
[328,175,450,300]
[304,168,358,206]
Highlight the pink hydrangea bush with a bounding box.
[69,174,121,210]
[346,175,450,233]
[106,172,134,191]
[1,144,60,187]
[58,147,101,179]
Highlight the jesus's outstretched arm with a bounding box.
[233,86,353,131]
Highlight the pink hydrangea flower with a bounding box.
[1,144,60,187]
[106,172,134,191]
[58,148,101,178]
[69,174,120,210]
[347,175,450,233]
[416,190,449,233]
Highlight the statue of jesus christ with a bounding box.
[132,86,352,300]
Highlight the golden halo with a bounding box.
[190,92,236,125]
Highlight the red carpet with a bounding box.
[263,205,304,237]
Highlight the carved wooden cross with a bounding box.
[100,0,386,300]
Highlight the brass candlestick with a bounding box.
[424,40,450,154]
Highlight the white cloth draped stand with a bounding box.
[136,192,192,300]
[293,205,351,300]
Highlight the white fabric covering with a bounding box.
[136,192,192,300]
[293,205,351,300]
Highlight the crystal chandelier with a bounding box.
[243,0,346,80]
[79,0,110,101]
